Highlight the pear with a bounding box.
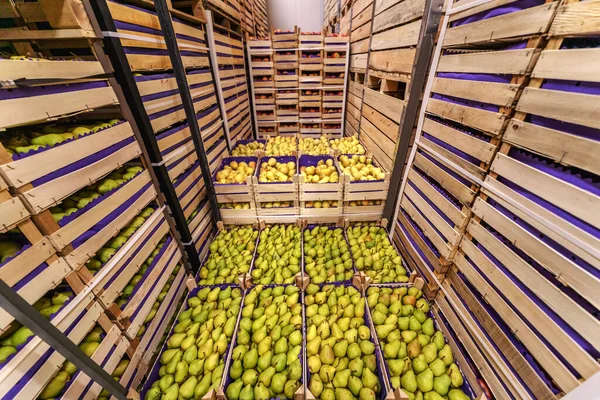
[320,365,336,383]
[407,338,421,358]
[371,310,386,325]
[448,389,470,400]
[321,344,335,365]
[412,354,428,374]
[271,372,287,394]
[308,355,321,373]
[402,330,417,343]
[383,340,400,359]
[364,354,376,372]
[433,374,452,396]
[307,337,321,356]
[333,369,351,388]
[349,358,364,376]
[159,375,174,392]
[422,343,438,363]
[424,392,445,400]
[432,331,445,351]
[272,353,286,372]
[359,387,376,400]
[257,350,272,371]
[180,376,197,399]
[348,375,363,396]
[358,326,370,340]
[258,366,276,386]
[439,344,454,366]
[309,375,324,397]
[335,388,354,400]
[230,360,243,380]
[401,370,417,393]
[38,371,69,399]
[398,317,410,330]
[242,369,258,386]
[448,363,464,388]
[388,359,405,376]
[322,388,335,400]
[227,380,244,400]
[334,339,349,357]
[360,340,375,355]
[361,366,379,392]
[429,358,446,377]
[422,318,435,336]
[375,324,395,340]
[243,348,258,369]
[239,384,254,400]
[417,368,434,392]
[257,336,271,356]
[417,334,430,348]
[285,380,301,399]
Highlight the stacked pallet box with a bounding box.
[322,35,349,136]
[252,0,269,37]
[323,0,341,33]
[248,38,277,136]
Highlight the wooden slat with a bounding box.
[420,136,486,180]
[490,152,600,230]
[449,0,517,23]
[431,77,519,108]
[361,104,399,142]
[373,0,424,32]
[352,3,373,29]
[516,87,600,130]
[437,49,535,75]
[362,87,405,122]
[352,0,374,16]
[426,98,505,135]
[549,0,600,36]
[405,184,459,244]
[351,21,372,43]
[360,128,393,172]
[369,48,416,74]
[350,38,370,54]
[533,48,600,82]
[413,151,475,205]
[350,53,368,70]
[423,117,496,163]
[443,3,558,47]
[360,117,396,156]
[401,195,451,259]
[371,19,421,50]
[504,119,600,176]
[0,59,104,81]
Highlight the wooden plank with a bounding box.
[352,0,374,16]
[0,59,104,81]
[350,37,370,54]
[397,210,441,272]
[490,152,600,230]
[360,128,393,172]
[360,117,396,157]
[350,53,368,70]
[419,136,486,181]
[373,0,424,32]
[437,49,535,75]
[431,77,519,108]
[482,177,600,270]
[413,151,475,205]
[464,219,600,383]
[422,117,496,163]
[443,3,558,47]
[0,196,30,232]
[449,0,517,22]
[351,21,372,43]
[0,28,95,41]
[369,48,416,75]
[352,3,373,29]
[533,48,600,82]
[426,98,505,135]
[504,119,600,176]
[362,87,405,122]
[361,103,399,142]
[405,184,459,244]
[451,255,570,398]
[472,197,600,313]
[407,168,467,227]
[371,19,421,50]
[549,0,600,36]
[373,0,401,16]
[516,87,600,130]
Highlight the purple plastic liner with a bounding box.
[166,148,196,173]
[173,161,201,189]
[298,155,338,175]
[418,149,472,188]
[422,132,480,166]
[306,282,388,400]
[400,209,442,260]
[472,222,599,362]
[57,170,143,228]
[157,123,192,156]
[455,270,559,395]
[412,166,461,209]
[501,148,600,239]
[2,299,83,399]
[407,179,455,228]
[212,156,258,184]
[451,0,545,27]
[69,182,153,249]
[431,92,500,113]
[0,80,108,101]
[103,220,167,290]
[32,136,134,188]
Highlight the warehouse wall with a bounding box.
[267,0,324,32]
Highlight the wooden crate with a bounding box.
[274,50,299,64]
[299,68,323,86]
[300,105,322,119]
[322,122,342,136]
[276,103,299,118]
[220,202,259,225]
[213,156,257,203]
[253,75,274,88]
[323,88,344,102]
[272,29,299,49]
[275,70,299,87]
[276,89,299,100]
[255,91,275,104]
[322,103,343,120]
[257,121,277,136]
[0,292,105,399]
[253,154,298,197]
[299,33,324,49]
[300,122,322,135]
[300,89,322,103]
[256,200,300,222]
[298,154,343,201]
[278,122,300,135]
[300,49,324,64]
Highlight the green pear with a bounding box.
[334,340,349,357]
[180,376,197,399]
[383,340,400,359]
[359,387,376,400]
[360,340,375,355]
[439,344,454,366]
[258,366,276,386]
[361,367,378,391]
[422,318,435,336]
[333,369,352,388]
[38,371,69,399]
[285,380,301,399]
[241,369,258,386]
[349,358,363,377]
[321,344,335,365]
[335,388,354,400]
[257,350,272,371]
[401,370,417,393]
[417,334,430,348]
[227,379,244,400]
[347,342,361,359]
[448,363,464,388]
[271,372,287,394]
[348,375,363,396]
[274,337,288,354]
[388,359,405,376]
[407,338,421,358]
[433,374,451,396]
[424,392,445,400]
[309,375,324,397]
[429,358,446,377]
[412,354,428,374]
[402,330,417,343]
[432,331,445,351]
[448,389,470,400]
[322,388,335,400]
[423,343,438,363]
[364,354,376,372]
[320,365,336,383]
[417,369,433,392]
[239,384,254,400]
[272,353,286,372]
[243,348,258,369]
[230,360,243,380]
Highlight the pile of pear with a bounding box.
[85,206,155,276]
[261,201,293,208]
[347,225,408,283]
[348,201,382,207]
[266,136,297,156]
[304,201,339,209]
[367,287,470,400]
[220,203,252,210]
[97,356,131,400]
[0,241,22,264]
[50,165,144,223]
[300,136,330,155]
[306,284,381,400]
[215,160,257,185]
[135,264,182,339]
[232,141,265,156]
[37,325,116,399]
[145,287,242,400]
[339,156,385,181]
[258,158,296,183]
[198,226,258,285]
[329,137,365,155]
[0,289,73,364]
[226,285,302,400]
[304,226,353,283]
[300,159,339,183]
[115,238,167,308]
[251,225,301,284]
[1,119,121,156]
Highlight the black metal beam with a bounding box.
[382,0,443,230]
[153,0,223,226]
[87,0,202,274]
[0,281,128,400]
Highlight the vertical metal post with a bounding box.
[87,0,203,273]
[204,10,233,148]
[382,0,443,229]
[0,281,128,400]
[152,0,223,236]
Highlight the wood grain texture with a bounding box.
[371,19,421,50]
[373,0,424,32]
[437,49,535,75]
[369,48,416,74]
[550,0,600,36]
[533,48,600,82]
